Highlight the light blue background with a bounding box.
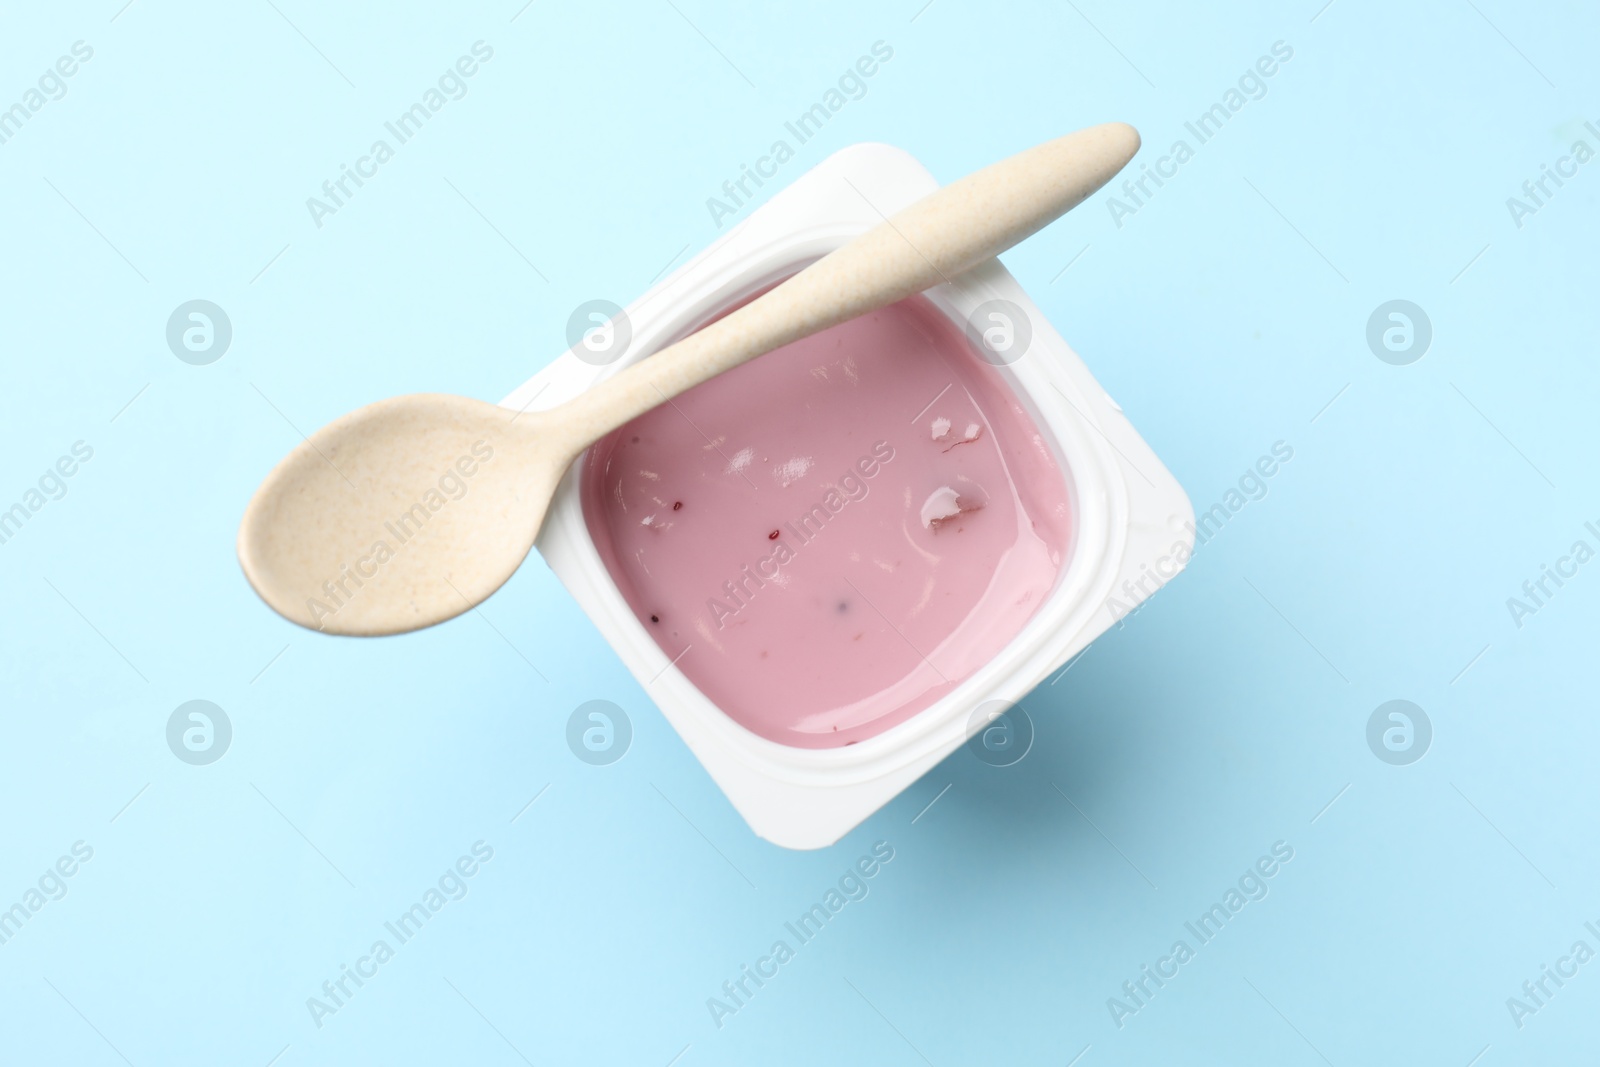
[2,0,1596,1063]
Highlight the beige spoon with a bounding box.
[238,123,1140,636]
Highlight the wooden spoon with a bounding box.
[238,123,1140,635]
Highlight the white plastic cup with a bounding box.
[505,143,1194,849]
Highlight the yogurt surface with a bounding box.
[581,292,1073,747]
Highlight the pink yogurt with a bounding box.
[581,292,1073,748]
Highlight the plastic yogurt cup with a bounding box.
[504,143,1194,849]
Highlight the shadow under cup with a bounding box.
[580,289,1075,749]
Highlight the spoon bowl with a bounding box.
[237,394,570,635]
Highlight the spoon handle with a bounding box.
[554,123,1140,452]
